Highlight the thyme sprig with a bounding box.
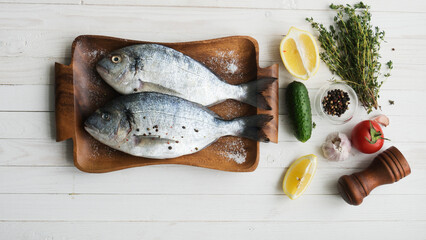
[306,2,392,113]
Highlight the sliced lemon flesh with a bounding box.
[283,154,317,200]
[280,27,320,80]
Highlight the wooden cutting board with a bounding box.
[55,35,279,173]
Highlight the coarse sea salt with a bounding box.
[205,50,240,75]
[226,61,238,74]
[223,152,246,164]
[85,49,106,58]
[218,138,247,164]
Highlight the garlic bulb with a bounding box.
[322,132,351,161]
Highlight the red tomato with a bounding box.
[351,120,386,154]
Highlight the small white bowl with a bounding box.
[314,82,358,125]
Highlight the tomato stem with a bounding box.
[365,121,389,144]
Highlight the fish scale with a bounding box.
[84,92,272,159]
[96,43,276,110]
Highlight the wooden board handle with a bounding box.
[55,62,75,142]
[258,64,279,143]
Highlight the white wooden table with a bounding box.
[1,0,425,239]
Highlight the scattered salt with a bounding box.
[223,152,246,164]
[218,138,247,164]
[83,48,106,59]
[226,61,238,74]
[88,137,100,159]
[87,135,116,160]
[205,50,240,75]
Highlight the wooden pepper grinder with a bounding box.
[338,146,411,205]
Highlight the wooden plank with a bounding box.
[81,0,426,13]
[0,57,64,85]
[259,142,426,169]
[0,112,424,142]
[0,4,425,39]
[1,139,424,169]
[0,85,53,111]
[0,112,54,139]
[0,194,424,221]
[2,0,426,13]
[0,165,420,194]
[0,221,425,240]
[0,139,72,166]
[0,0,80,4]
[0,31,76,58]
[0,30,419,64]
[0,167,75,193]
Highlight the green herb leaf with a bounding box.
[306,2,392,113]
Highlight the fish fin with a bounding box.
[139,80,182,96]
[177,95,221,119]
[239,77,277,110]
[228,114,273,142]
[194,103,221,119]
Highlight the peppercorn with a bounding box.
[322,89,350,117]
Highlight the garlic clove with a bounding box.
[372,114,389,127]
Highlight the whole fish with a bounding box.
[84,92,272,159]
[96,44,276,110]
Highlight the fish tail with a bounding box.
[226,114,273,142]
[238,77,277,110]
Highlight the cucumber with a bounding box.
[286,81,312,142]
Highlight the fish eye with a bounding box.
[101,112,111,121]
[111,55,122,63]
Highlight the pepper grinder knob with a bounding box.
[338,146,411,205]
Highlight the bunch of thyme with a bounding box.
[306,2,392,113]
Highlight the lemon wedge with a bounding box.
[282,154,317,200]
[280,27,320,80]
